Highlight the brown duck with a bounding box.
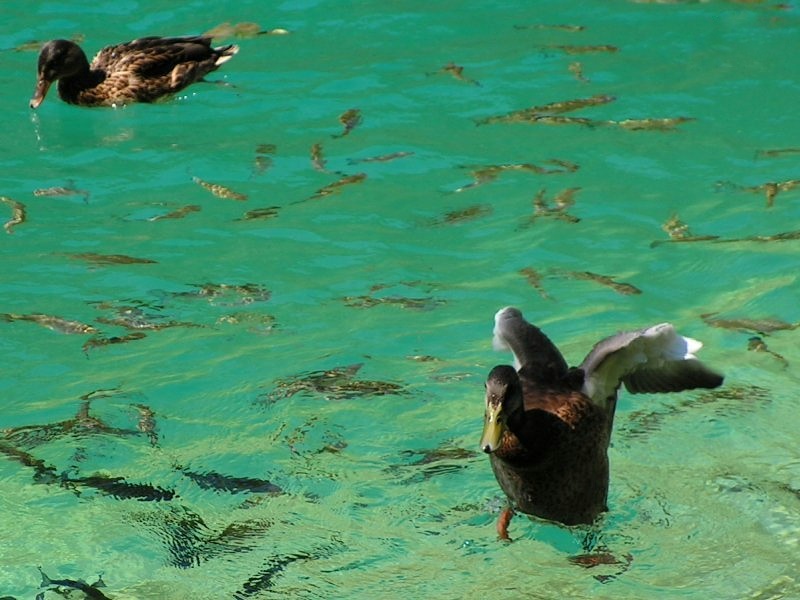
[30,35,238,108]
[481,306,723,539]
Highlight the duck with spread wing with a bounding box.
[481,306,724,539]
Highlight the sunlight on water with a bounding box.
[1,1,799,598]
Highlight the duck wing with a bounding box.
[91,36,222,77]
[579,323,724,411]
[492,307,569,384]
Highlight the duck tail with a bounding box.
[214,44,239,66]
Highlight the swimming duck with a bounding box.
[481,306,723,538]
[30,35,238,108]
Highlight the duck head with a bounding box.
[30,40,90,108]
[480,365,524,453]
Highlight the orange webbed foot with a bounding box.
[497,507,515,541]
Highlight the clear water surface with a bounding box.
[1,1,799,598]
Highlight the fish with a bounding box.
[737,179,800,208]
[265,363,407,402]
[79,387,126,402]
[256,143,278,155]
[764,182,780,207]
[0,441,59,483]
[215,311,276,334]
[148,204,201,221]
[82,332,147,353]
[388,446,479,483]
[308,173,366,200]
[205,22,290,38]
[525,187,582,224]
[568,552,634,583]
[37,567,110,600]
[514,24,585,32]
[477,94,615,125]
[66,252,157,265]
[620,384,771,439]
[342,295,445,311]
[3,396,143,449]
[519,267,550,299]
[553,187,580,210]
[368,280,439,295]
[556,270,642,295]
[346,151,414,164]
[527,115,597,127]
[205,21,265,39]
[609,117,695,131]
[435,204,492,225]
[1,312,97,334]
[662,213,691,240]
[32,183,90,202]
[192,176,248,201]
[712,229,800,243]
[452,166,500,192]
[650,213,721,246]
[252,143,277,177]
[310,142,327,172]
[544,44,619,54]
[435,62,481,86]
[232,551,316,597]
[238,207,281,221]
[569,61,589,83]
[406,354,441,363]
[133,403,158,446]
[454,161,579,193]
[14,33,84,52]
[486,109,580,124]
[252,155,273,176]
[172,282,272,305]
[546,158,580,172]
[94,311,195,330]
[332,108,362,138]
[527,95,616,115]
[64,474,176,501]
[15,39,47,51]
[1,196,26,234]
[128,504,212,568]
[747,336,789,368]
[756,148,800,158]
[650,235,720,248]
[402,446,478,465]
[700,313,797,334]
[178,467,283,495]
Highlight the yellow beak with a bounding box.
[480,402,503,453]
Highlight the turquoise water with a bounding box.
[2,1,800,597]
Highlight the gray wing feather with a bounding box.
[579,323,723,409]
[492,307,568,382]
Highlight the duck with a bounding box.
[29,35,238,108]
[481,306,724,539]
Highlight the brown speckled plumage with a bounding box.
[481,307,724,537]
[30,36,238,108]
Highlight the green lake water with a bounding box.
[1,1,799,598]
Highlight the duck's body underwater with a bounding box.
[481,306,724,538]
